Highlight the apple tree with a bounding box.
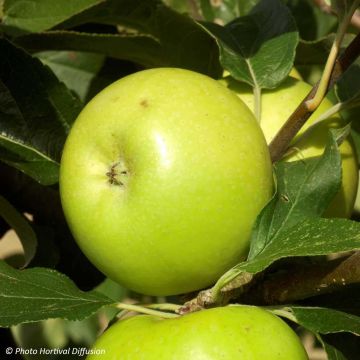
[0,0,360,359]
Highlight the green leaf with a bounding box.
[200,0,298,88]
[215,218,360,294]
[320,339,348,360]
[286,0,318,41]
[321,341,349,360]
[30,0,221,77]
[335,59,360,115]
[248,130,342,260]
[269,304,360,360]
[336,62,360,103]
[16,5,221,76]
[288,0,338,41]
[53,0,161,32]
[3,0,104,33]
[16,31,165,69]
[0,195,36,267]
[320,333,360,360]
[295,36,334,66]
[295,33,355,66]
[0,260,113,327]
[0,38,82,185]
[243,217,360,271]
[36,51,106,103]
[288,306,360,335]
[122,1,219,76]
[335,58,360,133]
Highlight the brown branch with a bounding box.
[269,32,360,163]
[179,252,360,314]
[242,252,360,305]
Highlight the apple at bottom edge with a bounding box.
[87,306,309,360]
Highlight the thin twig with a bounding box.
[115,303,179,318]
[269,32,360,163]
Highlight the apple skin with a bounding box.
[221,76,358,218]
[289,67,303,80]
[60,68,273,296]
[87,306,308,360]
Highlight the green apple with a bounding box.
[221,76,358,218]
[289,67,303,80]
[60,68,273,296]
[87,306,308,359]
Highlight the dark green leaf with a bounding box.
[216,217,360,293]
[0,260,113,327]
[271,305,360,359]
[248,131,342,259]
[336,62,360,105]
[287,0,318,41]
[320,333,360,360]
[201,0,298,88]
[320,338,348,360]
[295,37,333,66]
[0,38,82,185]
[288,0,338,41]
[0,195,36,267]
[36,51,106,103]
[3,0,104,33]
[109,2,220,76]
[289,306,360,335]
[16,31,165,69]
[334,56,360,145]
[246,217,360,271]
[295,33,355,66]
[36,0,221,77]
[53,0,161,32]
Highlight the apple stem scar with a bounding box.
[106,162,128,186]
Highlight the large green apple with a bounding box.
[222,76,358,218]
[60,68,273,296]
[87,306,308,359]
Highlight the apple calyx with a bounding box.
[106,161,129,187]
